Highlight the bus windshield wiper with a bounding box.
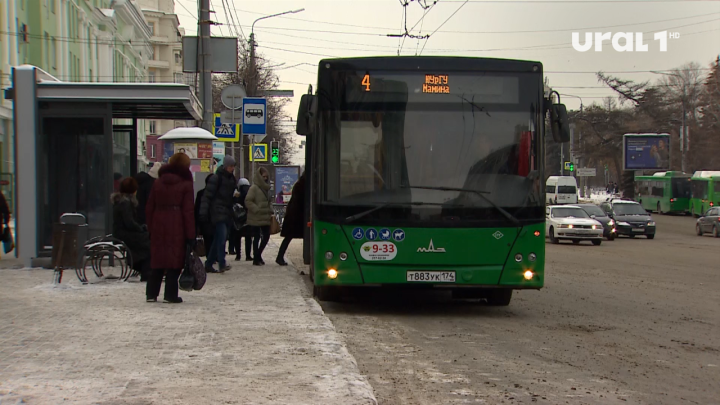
[344,201,443,224]
[403,185,521,227]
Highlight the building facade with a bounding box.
[138,0,192,163]
[0,0,157,190]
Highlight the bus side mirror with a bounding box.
[550,104,570,143]
[296,94,316,136]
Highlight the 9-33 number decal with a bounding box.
[360,242,398,261]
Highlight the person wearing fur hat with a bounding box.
[145,153,196,303]
[134,163,160,225]
[200,155,238,273]
[112,177,151,281]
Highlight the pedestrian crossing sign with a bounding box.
[212,113,240,142]
[249,144,267,162]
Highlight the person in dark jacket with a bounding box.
[200,155,237,273]
[112,177,151,281]
[276,173,305,265]
[146,153,195,303]
[133,164,160,225]
[0,190,11,240]
[245,167,273,266]
[233,177,252,261]
[195,173,215,257]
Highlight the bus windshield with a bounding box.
[671,178,691,198]
[320,70,543,225]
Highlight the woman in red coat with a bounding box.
[145,153,195,303]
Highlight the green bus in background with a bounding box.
[635,171,691,214]
[689,171,720,217]
[295,56,570,305]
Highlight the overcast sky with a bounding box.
[173,0,720,164]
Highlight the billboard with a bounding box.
[274,166,300,204]
[623,133,670,170]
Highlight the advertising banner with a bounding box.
[197,143,213,158]
[212,141,225,166]
[623,134,670,170]
[162,142,175,162]
[274,166,300,203]
[174,143,198,158]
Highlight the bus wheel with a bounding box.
[486,289,513,306]
[696,224,703,236]
[549,227,559,244]
[314,285,341,302]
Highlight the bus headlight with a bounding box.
[523,270,534,280]
[327,269,338,279]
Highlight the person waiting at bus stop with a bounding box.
[111,177,151,281]
[245,167,273,266]
[276,172,305,266]
[200,155,238,273]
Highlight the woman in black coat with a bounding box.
[275,172,305,266]
[112,177,152,281]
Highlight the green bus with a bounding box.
[689,171,720,217]
[294,57,569,305]
[634,171,691,214]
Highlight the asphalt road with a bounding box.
[287,214,720,405]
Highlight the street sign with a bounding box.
[576,168,597,177]
[249,144,268,162]
[564,161,574,171]
[221,84,246,110]
[242,97,267,136]
[220,110,243,125]
[212,113,240,142]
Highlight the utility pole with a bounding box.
[198,0,213,132]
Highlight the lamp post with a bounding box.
[652,71,687,172]
[561,94,585,192]
[247,9,304,179]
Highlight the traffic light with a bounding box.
[270,140,280,164]
[569,162,574,172]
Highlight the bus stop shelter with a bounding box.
[8,65,202,267]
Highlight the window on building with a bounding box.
[151,144,156,158]
[175,52,181,64]
[44,33,50,68]
[148,22,154,36]
[51,37,56,69]
[149,121,157,134]
[148,70,155,83]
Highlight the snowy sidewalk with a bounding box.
[0,241,377,404]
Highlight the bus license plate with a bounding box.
[406,271,456,283]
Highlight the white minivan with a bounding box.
[546,176,578,204]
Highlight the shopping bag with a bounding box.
[270,215,281,235]
[194,235,206,257]
[2,227,14,254]
[179,242,197,292]
[190,249,206,291]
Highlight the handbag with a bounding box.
[2,226,14,254]
[180,242,197,291]
[270,215,281,235]
[190,250,206,291]
[194,235,206,257]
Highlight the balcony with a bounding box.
[148,60,170,69]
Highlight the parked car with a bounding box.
[546,205,604,245]
[599,199,656,239]
[576,203,616,240]
[696,207,720,237]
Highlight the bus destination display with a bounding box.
[423,74,450,93]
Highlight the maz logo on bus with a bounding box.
[423,74,450,94]
[572,31,678,52]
